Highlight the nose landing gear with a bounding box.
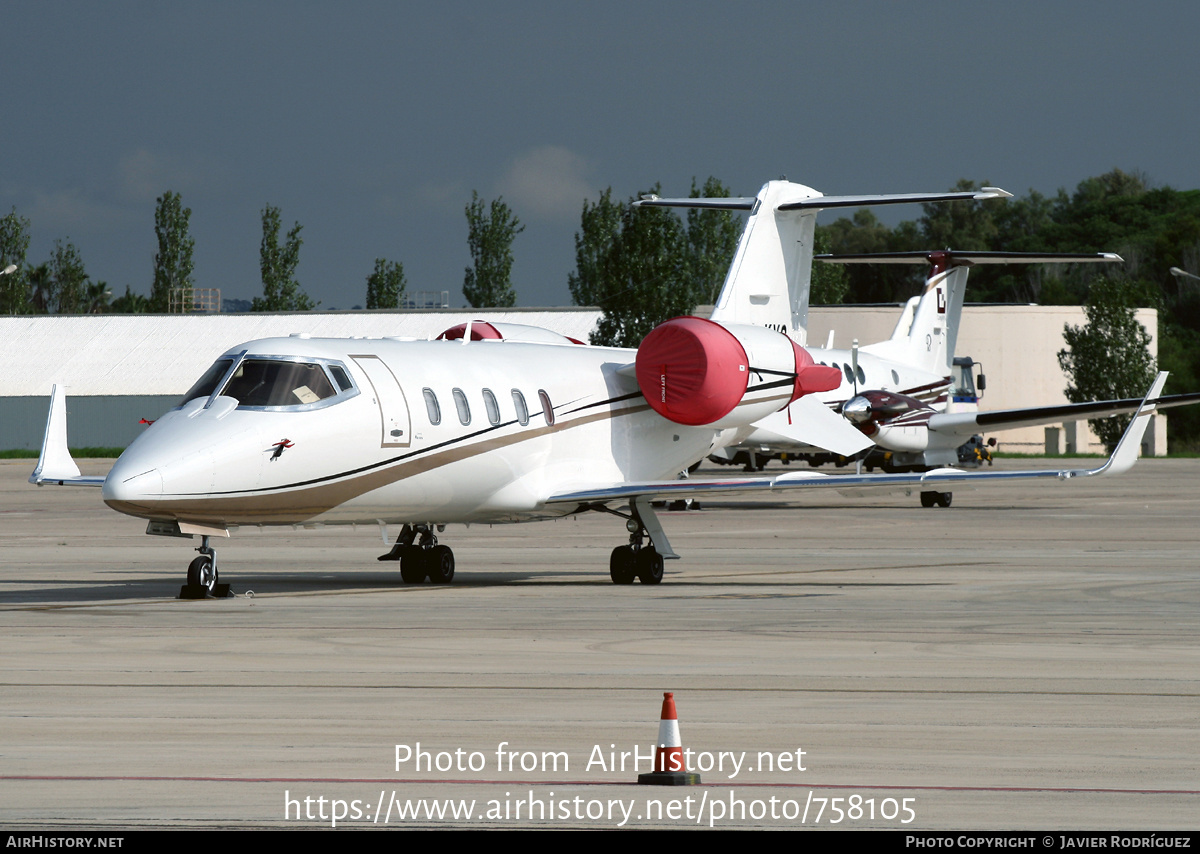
[180,535,233,599]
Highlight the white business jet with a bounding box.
[29,180,1167,595]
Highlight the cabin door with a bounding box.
[350,355,412,448]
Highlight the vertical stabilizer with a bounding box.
[709,181,822,344]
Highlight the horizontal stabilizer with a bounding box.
[817,251,1122,266]
[778,188,1011,211]
[634,195,756,211]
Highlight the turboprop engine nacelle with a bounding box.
[635,316,841,428]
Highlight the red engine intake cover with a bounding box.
[636,317,749,426]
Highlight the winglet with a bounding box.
[1091,371,1168,477]
[30,385,83,485]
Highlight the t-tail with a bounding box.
[634,182,1013,346]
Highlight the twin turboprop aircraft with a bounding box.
[708,250,1167,486]
[30,179,1171,595]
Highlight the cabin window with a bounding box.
[538,389,555,426]
[222,359,337,407]
[482,388,500,425]
[423,388,441,425]
[453,388,471,425]
[512,390,529,426]
[180,359,233,405]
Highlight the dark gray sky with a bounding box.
[4,2,1198,309]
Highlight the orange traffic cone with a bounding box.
[638,692,701,785]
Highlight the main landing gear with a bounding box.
[593,496,675,585]
[920,490,953,508]
[180,535,233,599]
[379,523,455,584]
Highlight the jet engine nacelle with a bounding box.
[635,316,841,428]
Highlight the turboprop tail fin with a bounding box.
[820,250,1122,376]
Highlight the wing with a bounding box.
[547,373,1167,507]
[927,389,1200,439]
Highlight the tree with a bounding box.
[0,208,31,314]
[366,258,407,309]
[48,240,88,314]
[1057,276,1157,448]
[253,205,313,312]
[683,176,740,306]
[463,191,523,307]
[811,226,848,305]
[150,191,195,312]
[110,285,150,313]
[569,185,693,347]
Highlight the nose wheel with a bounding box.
[180,536,233,599]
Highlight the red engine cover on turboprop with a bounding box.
[636,317,750,426]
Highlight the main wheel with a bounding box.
[920,491,937,508]
[610,546,636,584]
[935,491,953,508]
[400,547,427,583]
[187,554,218,591]
[427,545,455,584]
[636,547,664,585]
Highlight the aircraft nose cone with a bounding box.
[842,395,872,424]
[102,457,164,511]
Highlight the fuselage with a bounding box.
[101,335,726,528]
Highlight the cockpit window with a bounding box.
[329,365,354,392]
[181,359,233,405]
[221,360,337,407]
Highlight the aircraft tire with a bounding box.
[187,554,217,591]
[610,546,636,584]
[427,545,455,584]
[920,491,937,508]
[936,492,953,508]
[636,548,664,585]
[400,547,427,583]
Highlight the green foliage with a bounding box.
[463,192,523,308]
[569,178,740,347]
[253,205,313,312]
[1057,276,1157,449]
[150,191,195,313]
[0,208,32,314]
[684,177,740,306]
[110,285,150,314]
[811,226,848,305]
[366,258,407,309]
[48,240,88,314]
